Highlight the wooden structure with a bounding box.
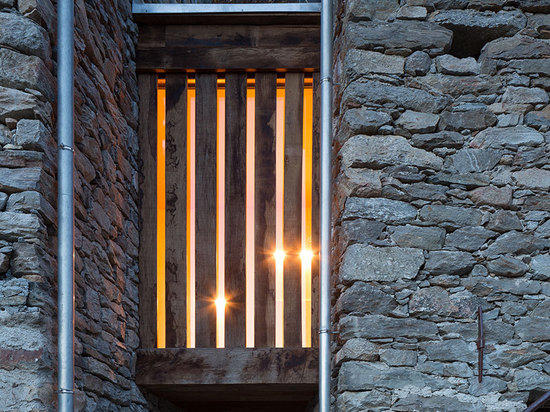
[136,10,320,411]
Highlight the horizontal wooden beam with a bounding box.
[136,347,319,387]
[137,24,320,71]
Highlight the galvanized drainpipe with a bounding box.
[57,0,75,410]
[319,0,333,411]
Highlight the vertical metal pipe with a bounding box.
[57,0,75,410]
[319,0,333,411]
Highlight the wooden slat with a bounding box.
[311,73,321,348]
[136,347,318,387]
[137,22,320,71]
[254,72,277,348]
[195,73,218,348]
[162,25,320,49]
[138,73,158,348]
[137,47,319,71]
[165,73,187,348]
[283,73,304,348]
[224,73,247,348]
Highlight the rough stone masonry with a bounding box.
[333,0,550,411]
[0,0,180,410]
[2,0,550,411]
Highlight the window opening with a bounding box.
[153,71,317,349]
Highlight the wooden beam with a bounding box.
[254,73,277,348]
[165,73,187,348]
[283,73,304,348]
[311,73,321,348]
[139,25,320,49]
[224,73,247,348]
[195,73,218,348]
[138,73,158,349]
[136,347,318,387]
[137,24,320,71]
[137,47,319,72]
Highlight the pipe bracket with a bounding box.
[58,388,75,394]
[319,329,339,334]
[58,144,74,153]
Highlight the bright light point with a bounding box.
[274,250,286,261]
[215,297,226,308]
[300,250,314,263]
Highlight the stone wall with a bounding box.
[333,1,550,411]
[0,0,182,410]
[0,0,58,410]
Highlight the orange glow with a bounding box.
[215,297,227,309]
[154,73,316,349]
[245,80,255,347]
[157,80,166,348]
[300,250,314,263]
[187,80,196,348]
[275,80,285,348]
[216,81,226,348]
[302,78,314,347]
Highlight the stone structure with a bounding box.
[333,1,550,411]
[1,0,550,411]
[0,0,181,410]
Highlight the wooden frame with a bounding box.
[136,347,318,410]
[136,15,320,409]
[137,24,320,71]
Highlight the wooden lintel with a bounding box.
[136,347,318,388]
[137,24,320,71]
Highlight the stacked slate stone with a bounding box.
[333,1,550,411]
[0,1,58,410]
[0,0,179,410]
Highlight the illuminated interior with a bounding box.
[275,78,285,348]
[156,73,315,349]
[157,79,166,349]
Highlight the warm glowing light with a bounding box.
[157,79,166,349]
[187,80,196,348]
[215,297,227,308]
[275,81,285,348]
[245,81,255,348]
[154,73,317,350]
[216,82,226,348]
[274,249,286,261]
[300,250,314,263]
[302,78,314,348]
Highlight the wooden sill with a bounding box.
[136,347,318,410]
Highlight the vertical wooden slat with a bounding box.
[311,72,321,348]
[165,73,187,348]
[138,74,158,348]
[254,72,277,348]
[195,73,218,348]
[283,73,304,348]
[225,73,247,348]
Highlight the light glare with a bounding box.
[274,250,286,261]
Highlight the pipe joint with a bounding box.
[58,144,74,153]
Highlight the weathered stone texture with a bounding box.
[0,0,162,410]
[334,0,550,410]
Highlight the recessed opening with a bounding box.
[155,72,316,349]
[447,28,498,59]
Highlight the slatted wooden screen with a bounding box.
[138,71,319,349]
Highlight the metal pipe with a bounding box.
[319,0,333,411]
[524,392,550,412]
[57,0,75,410]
